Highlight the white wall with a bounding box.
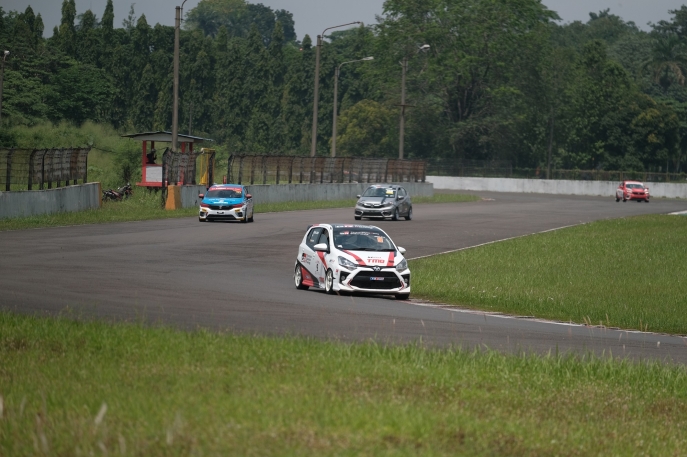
[427,176,687,199]
[0,183,102,219]
[178,182,434,208]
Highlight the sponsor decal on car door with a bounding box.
[314,228,332,285]
[301,227,323,287]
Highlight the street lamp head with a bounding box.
[419,44,430,52]
[3,51,8,56]
[362,56,374,61]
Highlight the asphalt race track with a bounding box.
[2,191,687,363]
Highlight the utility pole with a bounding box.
[398,45,430,160]
[188,100,193,135]
[310,22,361,158]
[172,1,188,153]
[172,5,181,153]
[0,51,9,125]
[310,34,322,157]
[398,56,408,160]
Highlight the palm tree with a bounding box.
[642,34,687,91]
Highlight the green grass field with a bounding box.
[410,214,687,335]
[1,312,686,457]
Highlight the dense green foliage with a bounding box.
[2,1,687,172]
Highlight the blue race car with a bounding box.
[198,184,254,223]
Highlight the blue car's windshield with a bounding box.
[333,229,395,251]
[206,189,242,199]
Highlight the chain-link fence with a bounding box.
[426,159,687,183]
[0,148,91,191]
[160,148,216,187]
[226,155,426,185]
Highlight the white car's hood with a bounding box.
[340,249,401,268]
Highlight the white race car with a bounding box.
[294,224,411,299]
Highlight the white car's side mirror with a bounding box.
[198,194,204,198]
[313,243,328,252]
[397,247,406,254]
[356,195,361,198]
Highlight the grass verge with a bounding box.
[0,192,479,231]
[410,214,687,335]
[1,311,687,456]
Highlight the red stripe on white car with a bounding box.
[317,251,328,270]
[301,266,314,287]
[387,251,395,267]
[343,250,366,266]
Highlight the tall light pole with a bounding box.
[310,22,361,157]
[399,44,430,160]
[0,50,9,125]
[331,56,373,157]
[172,0,189,153]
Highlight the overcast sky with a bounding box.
[3,0,687,41]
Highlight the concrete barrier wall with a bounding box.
[0,183,102,219]
[177,182,434,209]
[427,176,687,199]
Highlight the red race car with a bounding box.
[616,181,650,203]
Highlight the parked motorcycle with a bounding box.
[102,183,133,202]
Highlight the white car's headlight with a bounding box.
[395,258,408,272]
[338,256,358,270]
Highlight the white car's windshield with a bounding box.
[362,187,396,198]
[206,189,242,199]
[334,229,395,251]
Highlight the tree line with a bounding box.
[1,0,687,173]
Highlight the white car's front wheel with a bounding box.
[325,269,335,294]
[295,265,309,290]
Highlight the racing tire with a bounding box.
[241,213,248,223]
[645,199,650,203]
[354,216,362,220]
[324,269,335,295]
[392,208,399,221]
[405,207,413,221]
[615,197,620,202]
[294,265,309,290]
[395,293,410,300]
[198,217,205,222]
[248,211,254,223]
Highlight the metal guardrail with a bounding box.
[426,159,687,183]
[0,148,91,191]
[227,155,426,185]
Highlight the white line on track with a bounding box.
[408,224,580,261]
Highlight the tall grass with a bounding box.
[1,312,686,456]
[410,215,687,334]
[5,121,143,189]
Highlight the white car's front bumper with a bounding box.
[335,267,410,294]
[199,206,246,221]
